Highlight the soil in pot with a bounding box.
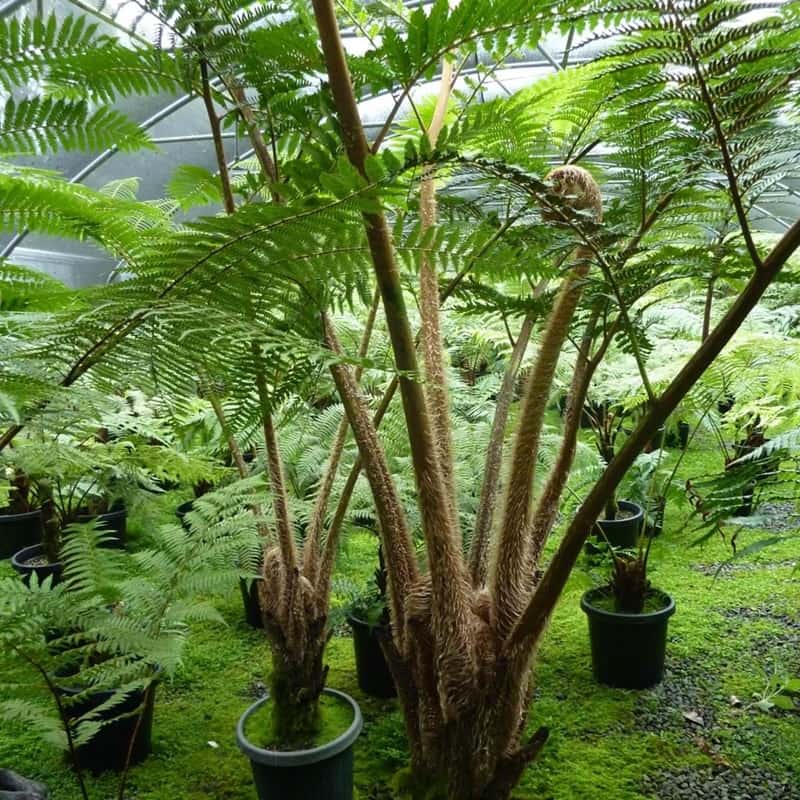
[581,586,675,689]
[590,500,643,550]
[346,616,397,699]
[237,688,363,800]
[0,509,43,560]
[58,680,156,773]
[11,543,63,586]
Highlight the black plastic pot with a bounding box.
[76,505,127,549]
[11,543,63,586]
[678,421,690,450]
[0,508,42,559]
[346,616,396,699]
[237,688,363,800]
[645,425,666,452]
[0,769,48,798]
[581,587,675,689]
[59,680,156,773]
[175,500,193,530]
[240,576,264,628]
[717,393,735,415]
[592,500,643,549]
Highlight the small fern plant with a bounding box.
[0,487,253,800]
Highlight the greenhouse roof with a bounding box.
[1,0,798,286]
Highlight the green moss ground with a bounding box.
[1,438,798,799]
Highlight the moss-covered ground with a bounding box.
[1,436,798,799]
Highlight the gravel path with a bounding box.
[635,657,719,736]
[642,765,800,800]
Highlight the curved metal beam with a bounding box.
[0,0,30,17]
[1,91,207,258]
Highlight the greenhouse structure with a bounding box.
[0,0,798,798]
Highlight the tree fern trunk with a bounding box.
[303,292,380,585]
[492,166,602,638]
[312,0,476,710]
[527,308,605,568]
[419,60,459,529]
[322,316,418,647]
[469,310,536,587]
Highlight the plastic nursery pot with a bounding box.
[237,688,363,800]
[175,500,193,530]
[678,421,690,450]
[581,586,675,689]
[346,616,397,699]
[0,508,42,560]
[58,680,157,773]
[11,543,63,586]
[76,505,127,549]
[591,500,643,550]
[645,425,666,452]
[717,393,736,415]
[240,576,264,628]
[0,770,48,798]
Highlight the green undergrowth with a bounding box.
[0,440,797,799]
[245,693,353,752]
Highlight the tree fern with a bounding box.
[0,97,153,155]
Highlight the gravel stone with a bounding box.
[634,657,718,736]
[642,765,800,800]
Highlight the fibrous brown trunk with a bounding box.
[492,166,602,638]
[312,0,476,721]
[419,59,459,529]
[469,311,535,586]
[527,308,608,567]
[303,290,380,587]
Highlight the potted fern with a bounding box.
[344,542,396,700]
[0,494,246,795]
[5,439,135,584]
[581,523,676,689]
[583,391,643,548]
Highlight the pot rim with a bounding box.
[76,505,127,522]
[58,674,159,700]
[236,687,363,768]
[175,500,194,515]
[0,508,42,522]
[599,499,643,524]
[581,586,675,624]
[11,543,62,571]
[346,614,391,633]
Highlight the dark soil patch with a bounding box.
[21,555,49,567]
